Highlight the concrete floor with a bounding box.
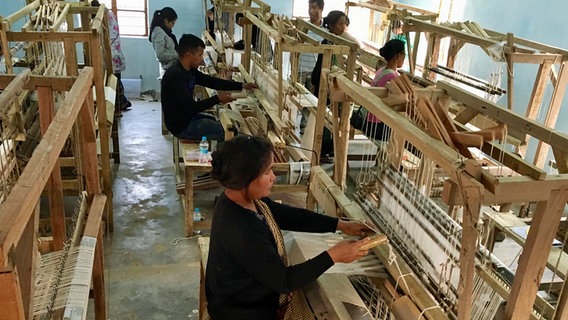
[100,99,216,319]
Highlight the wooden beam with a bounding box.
[5,30,91,42]
[407,17,497,48]
[4,0,40,28]
[505,189,568,320]
[484,27,568,56]
[294,18,359,51]
[0,74,76,91]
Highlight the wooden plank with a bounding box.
[457,182,483,320]
[506,33,514,111]
[38,86,66,251]
[505,189,568,320]
[0,68,93,270]
[454,107,480,124]
[0,273,25,320]
[83,194,106,238]
[5,30,91,42]
[90,33,114,232]
[51,3,70,30]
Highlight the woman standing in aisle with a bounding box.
[149,7,179,77]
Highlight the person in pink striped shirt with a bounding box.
[365,39,405,140]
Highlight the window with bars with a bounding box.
[98,0,148,37]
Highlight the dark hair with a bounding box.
[309,0,324,10]
[322,11,347,31]
[379,39,405,61]
[91,0,100,7]
[149,7,178,42]
[178,34,205,55]
[211,135,274,190]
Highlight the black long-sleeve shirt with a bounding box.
[206,193,338,320]
[161,60,243,135]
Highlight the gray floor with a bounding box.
[101,100,214,319]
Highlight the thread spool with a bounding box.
[359,234,388,250]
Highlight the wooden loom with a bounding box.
[401,17,568,170]
[0,67,106,319]
[0,0,119,231]
[316,65,568,319]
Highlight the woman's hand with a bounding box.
[217,92,236,104]
[327,238,371,263]
[242,82,259,90]
[337,219,374,237]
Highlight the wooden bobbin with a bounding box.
[359,234,388,250]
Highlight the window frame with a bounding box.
[101,0,148,37]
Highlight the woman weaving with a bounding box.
[205,135,373,319]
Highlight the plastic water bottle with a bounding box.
[199,136,209,163]
[193,207,202,221]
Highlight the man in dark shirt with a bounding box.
[161,34,257,141]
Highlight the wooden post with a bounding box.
[1,21,13,73]
[63,37,78,76]
[517,59,553,157]
[506,33,514,111]
[333,96,352,191]
[90,32,114,232]
[504,189,568,320]
[88,195,107,320]
[242,0,252,73]
[38,86,66,250]
[78,87,100,197]
[534,61,568,168]
[306,51,331,210]
[456,178,483,320]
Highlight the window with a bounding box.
[99,0,148,36]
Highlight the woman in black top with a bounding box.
[206,135,372,319]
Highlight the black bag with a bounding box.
[350,106,364,130]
